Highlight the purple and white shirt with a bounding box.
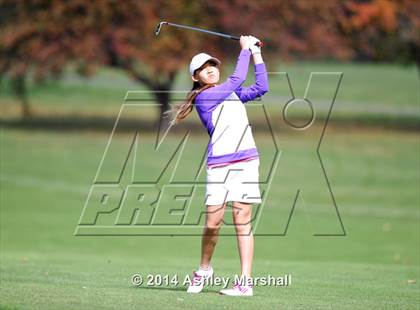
[194,49,269,167]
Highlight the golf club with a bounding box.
[155,21,263,47]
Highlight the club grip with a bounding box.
[231,36,263,47]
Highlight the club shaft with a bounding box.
[164,22,239,41]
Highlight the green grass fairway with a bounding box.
[1,127,418,309]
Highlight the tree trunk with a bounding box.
[125,63,177,130]
[155,89,171,130]
[12,75,31,119]
[21,96,31,119]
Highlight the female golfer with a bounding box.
[171,35,268,296]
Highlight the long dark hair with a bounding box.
[168,81,216,125]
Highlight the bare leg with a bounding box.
[200,203,227,268]
[232,201,254,278]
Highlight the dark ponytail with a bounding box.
[167,81,216,125]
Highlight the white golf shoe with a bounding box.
[219,283,253,296]
[186,266,214,294]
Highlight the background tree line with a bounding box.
[0,0,418,119]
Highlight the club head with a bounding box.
[155,21,168,37]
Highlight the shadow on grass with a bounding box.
[133,285,220,295]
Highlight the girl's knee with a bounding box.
[235,223,252,235]
[205,220,223,233]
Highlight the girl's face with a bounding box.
[192,61,220,85]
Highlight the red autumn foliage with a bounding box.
[0,0,418,118]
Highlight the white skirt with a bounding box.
[205,158,262,206]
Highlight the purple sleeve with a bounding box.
[195,49,251,113]
[234,63,269,103]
